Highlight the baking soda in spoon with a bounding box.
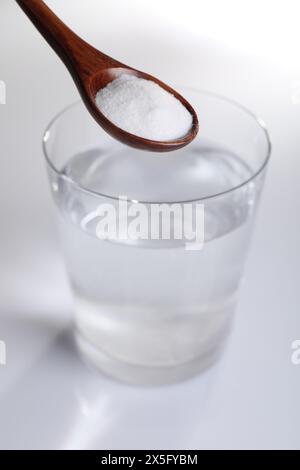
[96,74,193,141]
[17,1,198,150]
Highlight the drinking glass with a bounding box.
[43,89,271,385]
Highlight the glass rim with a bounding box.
[42,88,272,204]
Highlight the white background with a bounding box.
[0,0,300,449]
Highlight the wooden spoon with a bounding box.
[16,0,199,152]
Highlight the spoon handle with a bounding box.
[15,0,120,83]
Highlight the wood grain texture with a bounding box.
[16,0,199,152]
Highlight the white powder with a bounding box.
[96,74,193,141]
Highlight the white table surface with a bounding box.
[0,0,300,450]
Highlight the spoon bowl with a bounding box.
[16,0,199,152]
[86,67,199,151]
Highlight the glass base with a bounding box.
[75,330,229,386]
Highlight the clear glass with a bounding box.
[43,89,271,385]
